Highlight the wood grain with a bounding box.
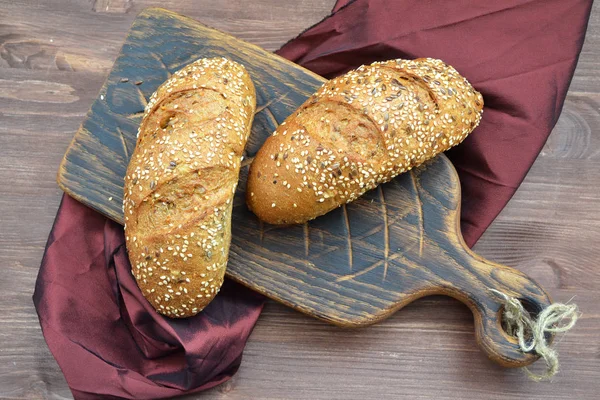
[1,1,599,399]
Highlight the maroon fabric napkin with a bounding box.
[278,0,593,246]
[34,195,264,399]
[35,0,592,398]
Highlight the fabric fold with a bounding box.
[34,195,265,399]
[277,0,592,246]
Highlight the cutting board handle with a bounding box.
[447,249,552,368]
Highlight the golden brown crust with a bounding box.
[247,58,483,225]
[124,57,256,318]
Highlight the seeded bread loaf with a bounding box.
[124,57,256,318]
[247,58,483,225]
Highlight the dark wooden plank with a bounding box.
[1,0,599,399]
[56,8,554,368]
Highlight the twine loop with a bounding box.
[490,289,579,381]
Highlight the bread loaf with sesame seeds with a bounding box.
[247,58,483,225]
[123,57,256,318]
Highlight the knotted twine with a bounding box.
[490,289,579,381]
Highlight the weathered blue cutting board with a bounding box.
[57,8,551,368]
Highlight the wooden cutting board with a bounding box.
[58,8,552,368]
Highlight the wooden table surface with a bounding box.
[1,1,598,399]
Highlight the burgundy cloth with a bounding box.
[34,0,592,398]
[278,0,593,246]
[34,195,264,399]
